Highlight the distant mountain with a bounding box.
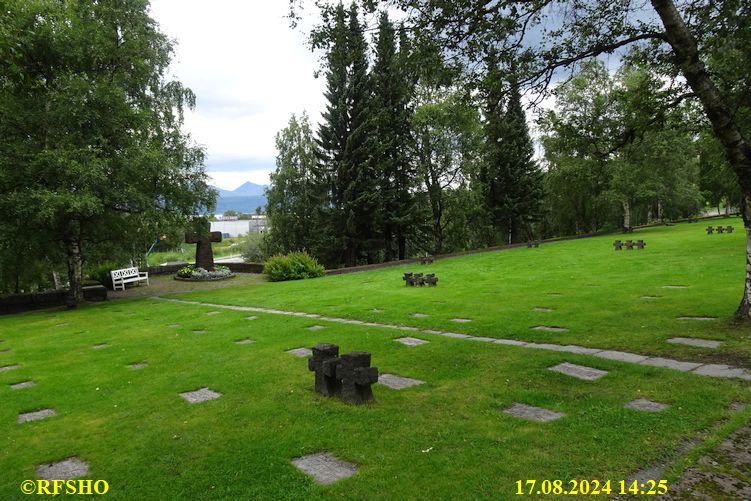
[210,182,267,214]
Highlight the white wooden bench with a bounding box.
[110,267,149,291]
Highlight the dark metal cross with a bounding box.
[185,231,222,270]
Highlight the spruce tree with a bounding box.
[480,54,542,245]
[371,13,415,260]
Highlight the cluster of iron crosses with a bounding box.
[308,343,378,404]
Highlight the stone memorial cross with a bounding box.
[308,343,342,397]
[185,231,222,270]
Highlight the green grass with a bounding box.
[1,220,750,499]
[176,218,751,366]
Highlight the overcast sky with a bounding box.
[149,1,326,190]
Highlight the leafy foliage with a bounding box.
[263,251,325,282]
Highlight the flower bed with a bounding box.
[174,265,234,281]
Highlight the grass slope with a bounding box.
[0,220,749,499]
[176,218,751,366]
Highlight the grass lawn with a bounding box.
[1,219,750,499]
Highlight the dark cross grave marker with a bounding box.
[185,231,222,270]
[336,352,378,404]
[716,226,725,234]
[308,343,342,397]
[636,240,646,250]
[625,240,634,250]
[727,226,734,233]
[613,240,623,251]
[706,226,714,235]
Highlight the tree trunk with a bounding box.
[66,239,83,308]
[623,201,631,229]
[657,199,664,222]
[651,0,751,319]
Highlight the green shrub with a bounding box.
[242,233,268,263]
[264,251,325,282]
[86,262,119,290]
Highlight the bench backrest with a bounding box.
[111,267,140,280]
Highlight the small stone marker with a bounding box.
[378,373,425,390]
[10,380,35,390]
[18,408,57,424]
[662,285,688,289]
[128,362,148,369]
[179,387,222,404]
[92,343,110,349]
[337,352,378,404]
[306,325,326,331]
[549,362,608,381]
[234,338,255,345]
[667,337,722,348]
[287,347,313,358]
[168,324,181,328]
[245,315,258,320]
[308,343,342,397]
[625,399,669,412]
[37,457,90,481]
[502,403,565,422]
[532,307,554,312]
[56,323,68,327]
[291,452,358,485]
[192,329,208,334]
[0,364,20,372]
[450,318,471,323]
[706,226,715,235]
[370,309,384,313]
[411,313,429,318]
[207,311,220,315]
[640,295,659,299]
[395,337,429,346]
[532,326,568,333]
[676,316,717,321]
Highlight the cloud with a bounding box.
[149,1,326,189]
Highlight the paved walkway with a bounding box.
[156,297,751,382]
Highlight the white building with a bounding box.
[210,215,268,238]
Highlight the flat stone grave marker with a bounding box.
[55,323,68,327]
[532,325,568,333]
[92,343,110,349]
[450,318,472,323]
[0,348,10,353]
[192,329,208,334]
[287,347,313,358]
[179,387,222,404]
[10,380,35,390]
[306,325,326,331]
[18,408,57,424]
[378,373,425,390]
[128,362,148,370]
[532,307,554,312]
[234,338,255,345]
[676,316,717,321]
[667,337,722,348]
[411,313,429,318]
[37,457,90,481]
[395,337,429,346]
[625,399,670,412]
[546,292,563,296]
[207,311,220,315]
[0,364,20,372]
[640,295,660,299]
[168,324,181,328]
[662,285,688,289]
[291,452,358,485]
[370,308,384,313]
[549,362,608,381]
[502,403,565,422]
[245,315,258,320]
